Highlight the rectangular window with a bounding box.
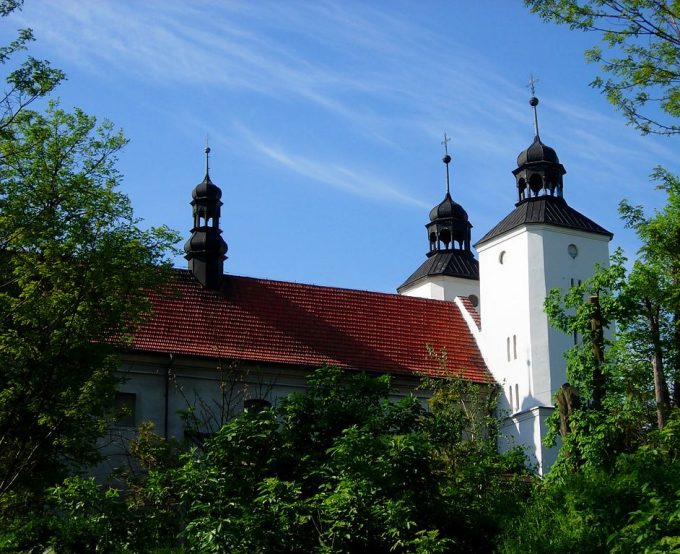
[515,384,520,412]
[506,337,511,361]
[509,386,513,411]
[114,392,136,427]
[513,335,517,360]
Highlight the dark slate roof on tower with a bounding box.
[398,251,479,292]
[429,192,469,222]
[517,135,559,166]
[130,269,492,383]
[475,196,612,247]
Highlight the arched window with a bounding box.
[439,228,451,247]
[513,335,517,360]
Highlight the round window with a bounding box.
[568,244,578,259]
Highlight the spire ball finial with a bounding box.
[527,74,541,138]
[204,141,211,178]
[440,132,452,195]
[441,132,452,164]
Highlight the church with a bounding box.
[114,94,611,475]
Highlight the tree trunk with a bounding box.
[590,295,606,410]
[645,297,670,429]
[673,307,680,407]
[556,383,579,438]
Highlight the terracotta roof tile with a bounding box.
[130,270,492,383]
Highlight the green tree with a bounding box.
[620,167,680,409]
[497,412,680,554]
[525,0,680,135]
[0,102,178,509]
[0,0,63,137]
[33,367,530,553]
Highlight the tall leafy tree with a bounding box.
[0,102,178,508]
[620,167,680,408]
[526,0,680,135]
[0,0,178,511]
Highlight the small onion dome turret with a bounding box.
[185,146,228,290]
[513,93,566,204]
[192,173,222,201]
[517,135,560,166]
[429,192,469,222]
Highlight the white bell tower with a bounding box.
[476,93,612,474]
[398,135,480,305]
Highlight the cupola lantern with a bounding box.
[184,146,228,289]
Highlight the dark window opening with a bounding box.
[114,392,136,427]
[244,398,271,412]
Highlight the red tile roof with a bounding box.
[130,270,492,383]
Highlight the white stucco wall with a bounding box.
[399,274,480,305]
[478,223,609,473]
[98,355,434,477]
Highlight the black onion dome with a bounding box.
[429,192,469,222]
[192,174,222,200]
[517,135,559,166]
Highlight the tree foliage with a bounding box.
[525,0,680,135]
[0,0,179,514]
[0,0,63,138]
[10,367,530,553]
[0,100,178,508]
[498,411,680,554]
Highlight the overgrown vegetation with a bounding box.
[0,367,530,553]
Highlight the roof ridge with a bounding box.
[171,267,463,307]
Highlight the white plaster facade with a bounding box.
[101,354,434,477]
[476,223,610,473]
[399,274,480,305]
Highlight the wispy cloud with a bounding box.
[10,0,675,216]
[241,129,429,209]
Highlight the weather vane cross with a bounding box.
[441,132,451,155]
[527,74,541,138]
[441,132,452,195]
[528,74,539,96]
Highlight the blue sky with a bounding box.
[2,1,677,293]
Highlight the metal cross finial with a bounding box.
[528,74,539,96]
[527,75,540,138]
[441,132,451,155]
[441,132,452,196]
